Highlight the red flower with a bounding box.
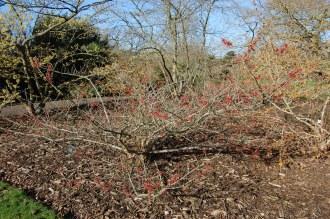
[221,38,233,48]
[143,181,160,194]
[280,81,289,87]
[45,64,53,84]
[288,68,302,79]
[234,53,250,63]
[201,164,214,175]
[250,90,259,97]
[122,185,132,198]
[89,102,99,109]
[272,94,283,101]
[143,181,154,193]
[252,148,260,159]
[224,95,233,105]
[31,57,41,69]
[139,97,145,105]
[242,95,251,104]
[185,114,194,122]
[167,174,180,185]
[140,75,150,84]
[151,111,169,120]
[180,95,190,106]
[248,64,256,70]
[125,86,134,96]
[275,43,289,55]
[197,96,208,107]
[247,39,258,53]
[226,76,235,84]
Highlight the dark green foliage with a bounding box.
[222,51,235,62]
[31,17,111,83]
[32,16,110,71]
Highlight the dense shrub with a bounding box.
[31,17,111,74]
[0,16,114,104]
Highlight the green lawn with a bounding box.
[0,181,57,219]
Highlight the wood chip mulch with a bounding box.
[1,115,330,218]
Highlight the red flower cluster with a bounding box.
[125,86,134,96]
[179,95,190,107]
[45,63,53,85]
[247,39,258,53]
[143,180,160,194]
[167,174,181,185]
[272,94,284,102]
[94,176,112,192]
[221,38,233,48]
[201,164,214,175]
[234,53,250,63]
[140,75,150,84]
[31,57,41,69]
[89,102,99,109]
[67,179,84,189]
[279,81,289,88]
[237,93,251,104]
[250,90,260,97]
[224,95,233,105]
[255,75,261,80]
[197,96,208,107]
[185,114,194,122]
[288,68,302,79]
[275,43,289,55]
[150,111,169,120]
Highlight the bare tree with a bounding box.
[106,0,222,95]
[260,0,329,54]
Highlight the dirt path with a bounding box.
[0,96,133,117]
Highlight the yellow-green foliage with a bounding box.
[0,14,20,71]
[0,14,21,107]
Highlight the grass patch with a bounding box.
[0,181,57,219]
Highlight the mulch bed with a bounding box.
[0,113,330,218]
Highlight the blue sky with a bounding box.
[0,0,257,56]
[93,0,257,56]
[207,0,256,55]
